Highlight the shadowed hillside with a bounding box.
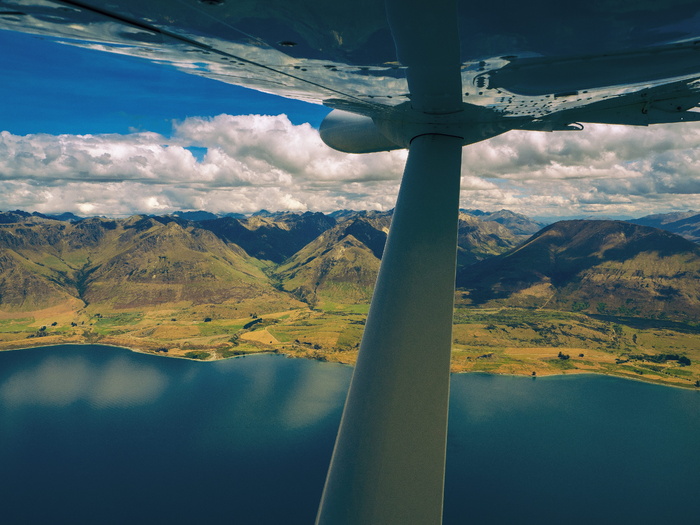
[458,220,700,320]
[199,212,336,263]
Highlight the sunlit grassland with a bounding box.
[315,301,371,315]
[0,301,697,388]
[197,320,247,336]
[0,318,34,333]
[450,306,700,387]
[93,312,144,331]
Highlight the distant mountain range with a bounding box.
[461,208,546,236]
[1,208,700,320]
[28,206,700,241]
[0,209,517,312]
[629,210,700,242]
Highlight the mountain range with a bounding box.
[0,213,297,314]
[0,208,699,322]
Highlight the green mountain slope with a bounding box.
[0,215,88,310]
[274,217,384,307]
[82,216,281,309]
[0,250,80,310]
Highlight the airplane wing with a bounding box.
[2,1,700,150]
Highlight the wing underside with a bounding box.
[2,0,700,146]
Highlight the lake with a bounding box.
[0,345,698,524]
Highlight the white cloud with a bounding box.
[2,115,700,218]
[457,122,700,216]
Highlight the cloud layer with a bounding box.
[2,113,700,218]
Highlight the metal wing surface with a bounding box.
[2,0,700,145]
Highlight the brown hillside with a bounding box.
[82,217,281,309]
[0,214,295,313]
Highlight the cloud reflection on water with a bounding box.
[0,353,168,408]
[188,356,350,456]
[280,362,350,430]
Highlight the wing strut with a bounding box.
[315,133,462,525]
[316,2,463,522]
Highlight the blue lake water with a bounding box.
[0,345,698,524]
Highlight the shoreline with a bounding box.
[1,304,697,389]
[2,339,697,390]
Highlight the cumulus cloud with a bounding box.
[458,122,700,216]
[2,114,700,218]
[0,114,410,215]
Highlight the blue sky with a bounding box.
[2,28,700,218]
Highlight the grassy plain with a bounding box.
[0,300,697,389]
[450,306,700,388]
